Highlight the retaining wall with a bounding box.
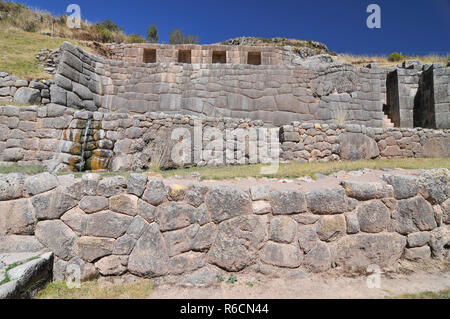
[0,105,449,172]
[0,73,51,105]
[0,170,448,282]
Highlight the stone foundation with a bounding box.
[0,169,448,283]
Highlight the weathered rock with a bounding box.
[403,246,431,261]
[167,184,187,201]
[109,194,138,216]
[79,196,108,213]
[96,176,126,197]
[127,216,148,239]
[261,242,302,268]
[270,190,307,215]
[35,220,76,260]
[443,199,450,224]
[23,172,58,196]
[61,207,87,235]
[0,235,44,253]
[381,174,419,199]
[137,199,156,223]
[339,133,379,160]
[128,223,169,277]
[76,236,114,262]
[306,188,347,215]
[31,187,79,220]
[429,227,449,260]
[85,211,133,238]
[0,198,35,235]
[179,267,218,288]
[345,212,360,234]
[82,173,102,196]
[208,215,265,271]
[316,214,346,242]
[155,202,197,231]
[297,225,319,252]
[269,216,297,243]
[252,200,271,214]
[335,233,406,268]
[113,234,136,255]
[186,184,209,207]
[419,169,450,204]
[357,200,390,233]
[14,87,40,104]
[341,181,393,201]
[407,232,430,248]
[127,173,148,197]
[0,173,25,201]
[168,251,206,275]
[250,184,271,201]
[206,185,252,223]
[303,241,332,272]
[142,178,167,205]
[392,197,437,235]
[66,256,99,282]
[94,255,128,276]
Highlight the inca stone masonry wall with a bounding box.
[0,105,449,172]
[50,42,386,127]
[0,170,448,282]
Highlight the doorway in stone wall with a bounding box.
[143,49,156,63]
[178,50,192,63]
[212,51,226,63]
[248,51,261,65]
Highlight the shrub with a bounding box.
[127,33,146,43]
[146,24,159,43]
[388,52,404,62]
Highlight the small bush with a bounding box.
[127,33,146,43]
[388,52,404,62]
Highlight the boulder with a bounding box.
[0,173,25,201]
[186,184,209,208]
[392,197,437,235]
[128,223,169,277]
[206,185,252,223]
[316,214,346,242]
[142,178,167,205]
[429,227,449,260]
[357,200,390,233]
[94,255,128,276]
[303,241,332,272]
[0,198,35,235]
[109,194,138,216]
[179,267,218,288]
[339,133,379,160]
[298,225,320,252]
[113,234,136,255]
[31,187,79,220]
[335,233,406,268]
[269,216,297,243]
[340,181,393,201]
[76,236,114,262]
[403,246,431,262]
[156,202,197,231]
[96,176,126,198]
[35,220,76,260]
[261,242,302,268]
[306,188,347,215]
[270,190,307,215]
[127,173,148,197]
[208,215,265,271]
[407,232,430,248]
[381,174,419,199]
[79,196,108,213]
[85,211,133,238]
[23,172,58,195]
[14,87,41,105]
[419,169,450,204]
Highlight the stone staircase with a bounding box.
[382,114,395,128]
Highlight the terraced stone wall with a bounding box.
[0,170,448,282]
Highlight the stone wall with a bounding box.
[106,43,285,65]
[50,42,386,127]
[0,73,51,105]
[0,170,448,282]
[0,105,449,172]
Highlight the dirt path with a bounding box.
[149,267,450,299]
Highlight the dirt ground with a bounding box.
[149,262,450,299]
[160,168,419,191]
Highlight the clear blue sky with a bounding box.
[14,0,450,55]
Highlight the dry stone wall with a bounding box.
[50,42,386,127]
[0,170,448,282]
[0,73,51,105]
[0,105,449,172]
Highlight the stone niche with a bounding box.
[248,51,261,65]
[212,50,226,64]
[143,49,156,63]
[178,50,192,63]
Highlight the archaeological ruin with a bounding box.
[0,41,449,297]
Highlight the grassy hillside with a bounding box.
[0,29,91,79]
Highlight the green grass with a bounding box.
[0,29,89,79]
[0,164,45,175]
[391,289,450,299]
[35,279,153,299]
[0,256,40,285]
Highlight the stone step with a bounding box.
[382,114,394,128]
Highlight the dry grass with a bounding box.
[35,279,153,299]
[390,289,450,299]
[0,29,91,79]
[337,53,449,67]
